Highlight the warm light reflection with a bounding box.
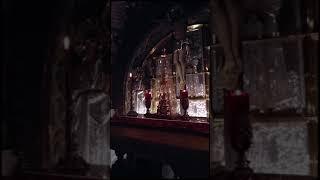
[187,99,208,117]
[235,89,242,96]
[150,48,156,54]
[187,24,203,32]
[63,36,70,50]
[135,90,147,114]
[186,73,205,97]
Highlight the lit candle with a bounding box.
[63,36,70,50]
[225,90,249,117]
[180,89,188,98]
[224,89,250,147]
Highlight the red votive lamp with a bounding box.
[180,89,189,118]
[180,89,188,99]
[144,90,152,115]
[224,89,249,126]
[224,89,251,151]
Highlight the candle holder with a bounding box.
[180,89,189,120]
[224,90,253,179]
[144,90,152,116]
[127,73,138,117]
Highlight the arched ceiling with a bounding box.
[111,1,209,65]
[109,0,282,109]
[110,0,282,66]
[110,1,209,109]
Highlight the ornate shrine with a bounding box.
[111,23,211,178]
[125,24,210,120]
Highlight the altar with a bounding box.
[110,23,211,178]
[110,116,209,178]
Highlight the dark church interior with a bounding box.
[2,0,319,179]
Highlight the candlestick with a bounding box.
[180,89,189,119]
[127,73,138,117]
[224,89,252,178]
[144,90,152,115]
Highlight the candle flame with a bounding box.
[129,73,132,78]
[234,89,242,96]
[63,36,70,50]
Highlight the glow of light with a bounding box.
[150,48,156,54]
[129,73,132,78]
[234,89,242,96]
[187,99,208,117]
[187,24,203,32]
[307,17,314,29]
[136,90,147,114]
[205,67,209,71]
[63,36,70,50]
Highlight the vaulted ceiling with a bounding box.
[110,1,210,109]
[110,0,282,65]
[111,1,209,64]
[109,0,283,109]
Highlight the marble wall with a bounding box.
[46,2,111,177]
[211,118,311,175]
[242,40,305,112]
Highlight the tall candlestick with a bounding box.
[224,89,252,175]
[180,89,189,119]
[144,90,152,115]
[127,73,138,117]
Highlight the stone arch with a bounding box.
[117,7,210,114]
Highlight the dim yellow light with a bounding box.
[63,36,70,50]
[187,24,203,32]
[150,48,156,54]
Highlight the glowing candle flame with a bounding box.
[63,36,70,50]
[234,89,242,96]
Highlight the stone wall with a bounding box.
[45,1,111,176]
[211,118,313,175]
